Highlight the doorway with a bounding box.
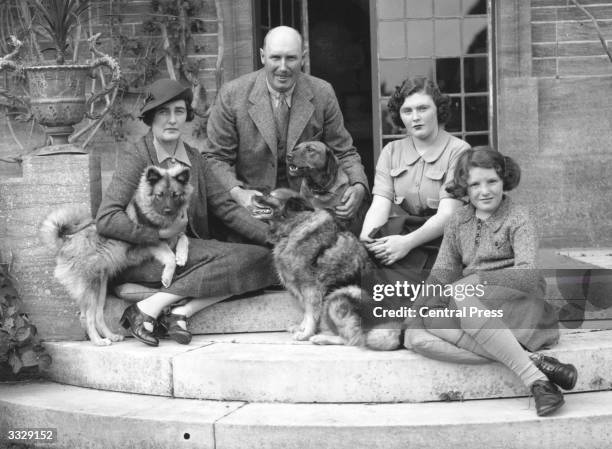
[252,0,375,183]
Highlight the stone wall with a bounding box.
[0,152,101,340]
[497,0,612,247]
[0,0,250,177]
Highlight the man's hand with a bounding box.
[159,211,188,240]
[230,186,263,209]
[335,184,366,219]
[230,186,273,219]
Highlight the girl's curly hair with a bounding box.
[446,146,521,198]
[387,76,452,129]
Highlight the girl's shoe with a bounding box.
[530,353,578,390]
[119,304,159,347]
[531,380,564,417]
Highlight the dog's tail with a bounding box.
[326,285,402,351]
[39,207,93,251]
[364,327,403,351]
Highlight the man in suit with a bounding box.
[203,25,368,219]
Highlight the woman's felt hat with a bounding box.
[139,79,193,118]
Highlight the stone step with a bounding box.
[103,290,301,336]
[1,381,610,449]
[42,330,612,403]
[98,284,612,343]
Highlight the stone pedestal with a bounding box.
[0,148,101,340]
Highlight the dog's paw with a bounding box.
[92,337,112,346]
[309,334,329,345]
[293,329,315,341]
[108,333,124,342]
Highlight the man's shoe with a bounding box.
[119,304,159,347]
[530,353,578,390]
[531,380,564,417]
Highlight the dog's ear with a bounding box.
[174,167,191,185]
[145,166,164,185]
[286,196,315,213]
[324,144,339,181]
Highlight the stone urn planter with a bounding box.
[0,36,120,148]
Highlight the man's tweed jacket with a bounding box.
[203,69,369,192]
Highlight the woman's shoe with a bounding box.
[530,353,578,390]
[161,313,192,345]
[119,304,159,347]
[531,380,564,417]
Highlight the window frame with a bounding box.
[370,0,497,163]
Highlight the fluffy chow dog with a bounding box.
[40,165,192,346]
[256,188,377,344]
[286,141,367,234]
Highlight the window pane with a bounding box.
[465,134,489,147]
[435,19,461,56]
[464,57,487,92]
[445,97,462,133]
[464,0,486,16]
[434,0,461,17]
[378,0,404,19]
[463,18,487,54]
[379,22,406,58]
[380,59,434,96]
[382,102,403,135]
[380,60,410,96]
[405,0,432,18]
[465,96,488,131]
[406,20,433,57]
[436,58,460,93]
[407,59,435,81]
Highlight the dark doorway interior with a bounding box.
[307,0,374,184]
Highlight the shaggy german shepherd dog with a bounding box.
[286,141,367,234]
[40,165,192,346]
[257,188,401,350]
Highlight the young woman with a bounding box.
[96,79,277,347]
[412,147,577,417]
[360,77,469,280]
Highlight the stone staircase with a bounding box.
[2,283,612,449]
[2,159,612,449]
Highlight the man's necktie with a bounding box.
[275,93,289,138]
[274,93,290,187]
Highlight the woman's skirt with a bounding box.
[117,238,278,298]
[424,276,560,352]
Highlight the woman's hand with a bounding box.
[365,234,414,266]
[159,212,188,240]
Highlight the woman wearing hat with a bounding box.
[96,78,277,346]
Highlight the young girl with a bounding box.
[410,146,577,417]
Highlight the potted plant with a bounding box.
[0,264,52,381]
[0,0,121,148]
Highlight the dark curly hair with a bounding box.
[387,76,452,129]
[446,146,521,198]
[141,89,195,127]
